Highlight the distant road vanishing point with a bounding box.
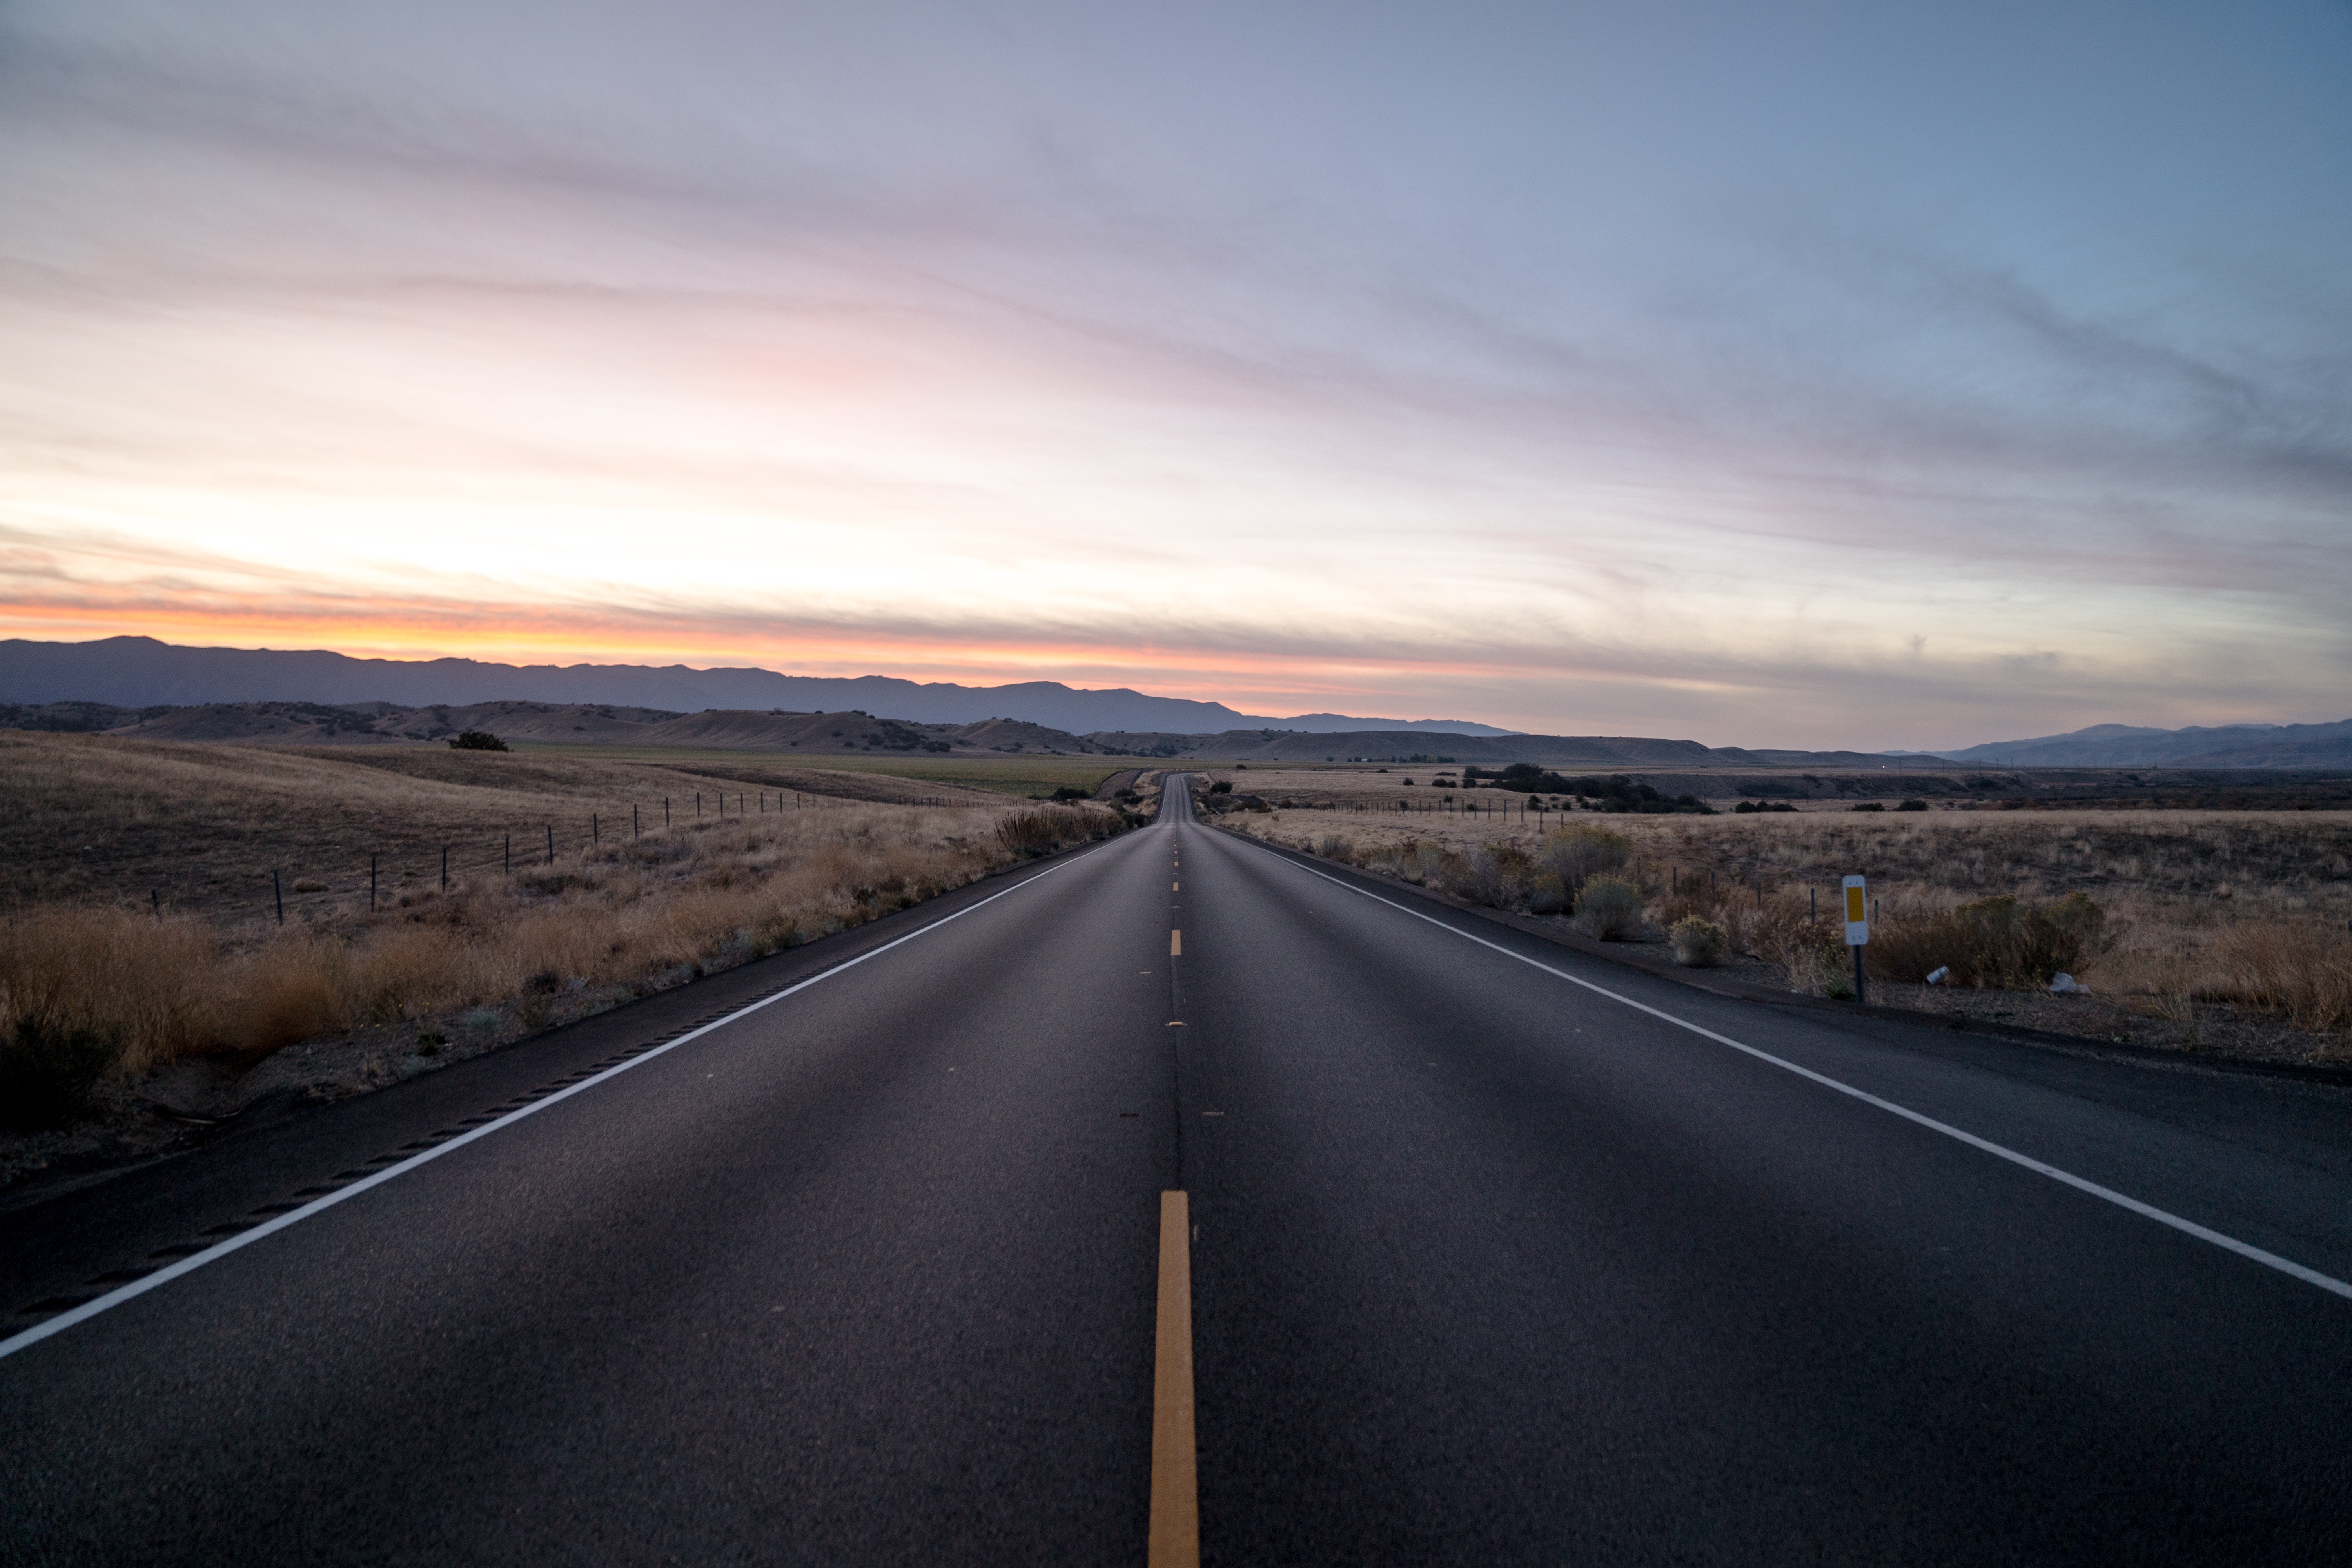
[4,780,2350,1563]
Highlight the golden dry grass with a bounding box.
[0,732,1133,1112]
[515,745,1142,798]
[0,730,1005,928]
[1219,797,2352,1033]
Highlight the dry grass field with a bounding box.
[0,733,1139,1135]
[1210,778,2352,1060]
[508,743,1142,799]
[0,732,1021,928]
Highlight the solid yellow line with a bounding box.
[1171,929,1181,956]
[1150,1190,1198,1568]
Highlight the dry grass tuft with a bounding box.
[2201,923,2352,1033]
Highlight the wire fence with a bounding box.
[212,788,965,926]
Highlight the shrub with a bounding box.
[447,730,509,751]
[1207,780,1232,795]
[1780,933,1856,997]
[1895,799,1929,812]
[996,807,1108,857]
[1823,951,1858,1000]
[1537,824,1633,895]
[1735,801,1797,814]
[1397,840,1446,886]
[0,1017,124,1128]
[1573,876,1644,940]
[1868,892,2109,989]
[1043,786,1092,802]
[1669,916,1729,967]
[1527,873,1570,915]
[1444,840,1531,906]
[1849,801,1885,813]
[1316,833,1355,864]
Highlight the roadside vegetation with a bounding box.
[0,733,1143,1132]
[1212,793,2352,1058]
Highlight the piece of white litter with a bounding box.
[2050,973,2091,995]
[1926,966,1950,985]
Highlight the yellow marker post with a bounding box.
[1842,874,1869,1004]
[1150,1191,1198,1568]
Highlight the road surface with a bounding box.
[4,778,2350,1563]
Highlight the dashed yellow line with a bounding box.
[1171,929,1181,956]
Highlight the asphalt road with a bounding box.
[5,779,2351,1563]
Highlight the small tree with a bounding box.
[448,730,509,752]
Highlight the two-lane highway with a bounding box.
[5,777,2351,1563]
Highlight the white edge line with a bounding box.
[0,837,1128,1363]
[1243,838,2352,1305]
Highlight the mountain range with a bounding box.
[0,637,1514,737]
[7,638,2347,769]
[1922,720,2352,769]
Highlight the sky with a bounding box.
[2,0,2348,749]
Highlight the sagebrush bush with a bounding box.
[1537,825,1632,895]
[1868,893,2109,988]
[997,806,1112,857]
[1316,834,1355,863]
[1446,840,1531,906]
[1668,916,1728,967]
[1573,876,1644,940]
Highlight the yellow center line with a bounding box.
[1171,929,1181,956]
[1150,1191,1198,1568]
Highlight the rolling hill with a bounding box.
[1931,719,2352,769]
[0,637,1514,737]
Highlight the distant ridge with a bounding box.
[0,698,1900,769]
[1926,719,2352,769]
[0,637,1515,737]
